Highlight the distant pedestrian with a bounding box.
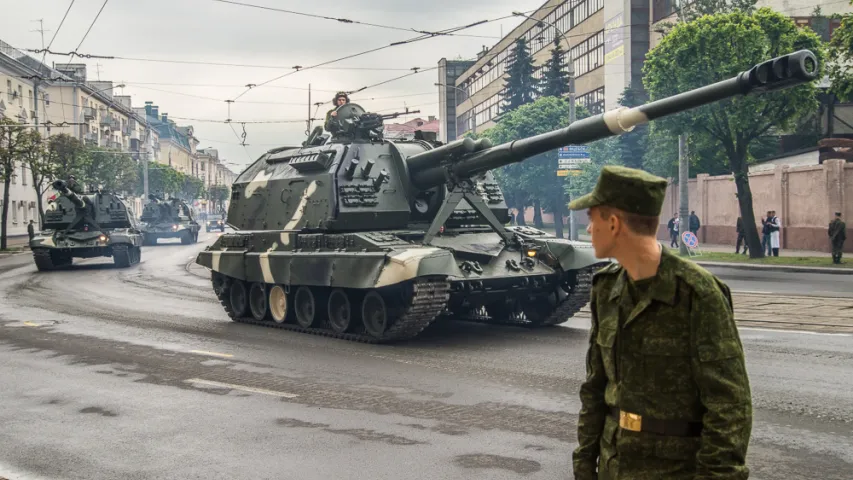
[689,210,701,235]
[568,165,752,480]
[768,210,781,257]
[736,216,748,255]
[667,213,679,247]
[27,220,35,241]
[760,212,772,256]
[829,212,847,264]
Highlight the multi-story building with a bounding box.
[442,0,850,140]
[0,40,46,238]
[0,41,164,236]
[137,102,197,175]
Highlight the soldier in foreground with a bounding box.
[570,166,752,480]
[829,212,846,264]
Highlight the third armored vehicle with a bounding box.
[140,195,200,245]
[197,50,818,343]
[30,179,143,270]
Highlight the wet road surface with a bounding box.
[0,233,850,479]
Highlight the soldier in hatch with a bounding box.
[569,165,752,480]
[324,91,350,132]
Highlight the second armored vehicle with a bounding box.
[197,50,818,343]
[140,195,200,245]
[29,179,143,270]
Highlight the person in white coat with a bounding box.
[768,210,781,256]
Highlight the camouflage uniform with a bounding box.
[568,166,753,480]
[829,214,846,264]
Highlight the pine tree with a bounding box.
[501,38,539,114]
[540,39,570,98]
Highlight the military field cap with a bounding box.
[568,165,668,216]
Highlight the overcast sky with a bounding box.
[3,0,543,172]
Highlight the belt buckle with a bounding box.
[619,411,642,432]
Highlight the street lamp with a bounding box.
[435,82,475,137]
[512,11,579,241]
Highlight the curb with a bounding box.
[695,261,853,275]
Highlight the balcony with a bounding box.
[100,117,120,130]
[83,107,95,121]
[83,133,98,145]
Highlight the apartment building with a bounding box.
[441,0,851,141]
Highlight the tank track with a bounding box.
[216,278,450,344]
[112,244,141,268]
[459,268,593,328]
[33,250,55,271]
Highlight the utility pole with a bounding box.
[307,83,312,134]
[678,133,689,256]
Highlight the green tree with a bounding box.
[828,2,853,100]
[80,147,138,195]
[643,8,825,257]
[501,38,539,113]
[482,96,589,238]
[46,134,87,181]
[540,39,570,98]
[18,130,51,227]
[138,161,183,198]
[0,119,40,249]
[208,184,230,213]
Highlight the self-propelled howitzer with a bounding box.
[197,50,819,343]
[29,179,143,270]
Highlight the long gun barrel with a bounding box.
[407,50,819,190]
[52,179,86,209]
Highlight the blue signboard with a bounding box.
[558,145,590,159]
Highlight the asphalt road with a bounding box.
[0,233,851,480]
[705,265,853,298]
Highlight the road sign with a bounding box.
[558,145,590,159]
[682,231,699,248]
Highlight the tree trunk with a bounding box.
[731,157,763,258]
[552,189,565,239]
[1,174,10,250]
[514,201,527,226]
[36,191,45,229]
[533,199,543,228]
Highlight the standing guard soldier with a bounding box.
[829,212,847,264]
[569,165,752,480]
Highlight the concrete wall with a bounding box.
[658,160,852,253]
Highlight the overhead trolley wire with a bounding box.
[210,0,502,39]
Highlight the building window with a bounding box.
[6,80,11,101]
[22,201,28,222]
[17,85,23,106]
[568,31,605,77]
[459,0,603,102]
[577,87,605,115]
[21,164,27,186]
[12,200,18,224]
[28,90,33,110]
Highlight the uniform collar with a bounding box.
[607,245,678,306]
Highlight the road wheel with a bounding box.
[294,286,319,328]
[249,283,270,321]
[268,285,289,324]
[362,291,389,338]
[229,280,249,318]
[327,289,353,333]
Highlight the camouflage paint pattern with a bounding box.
[573,248,752,480]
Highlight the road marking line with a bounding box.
[23,322,40,327]
[189,350,234,358]
[184,378,298,398]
